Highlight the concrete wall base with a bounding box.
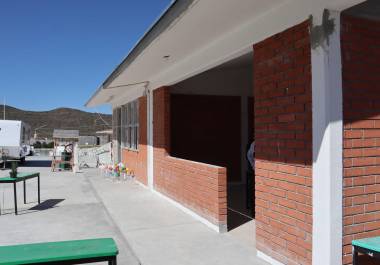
[257,251,285,265]
[152,189,227,233]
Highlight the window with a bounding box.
[113,107,122,143]
[121,100,139,150]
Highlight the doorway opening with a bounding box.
[169,51,255,231]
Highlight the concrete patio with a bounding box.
[0,157,268,265]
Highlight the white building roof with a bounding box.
[53,129,79,139]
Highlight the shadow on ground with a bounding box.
[22,160,52,168]
[0,199,65,216]
[228,209,253,231]
[1,159,52,169]
[227,184,254,231]
[29,199,65,211]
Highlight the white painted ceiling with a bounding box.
[87,0,283,107]
[87,0,367,107]
[107,0,280,88]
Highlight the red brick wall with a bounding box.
[122,96,148,185]
[342,15,380,265]
[170,94,242,182]
[154,87,227,229]
[253,20,312,265]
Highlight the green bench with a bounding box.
[0,238,118,265]
[352,236,380,265]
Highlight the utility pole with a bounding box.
[3,97,5,120]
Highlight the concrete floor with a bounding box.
[0,157,268,265]
[0,157,140,265]
[87,169,268,265]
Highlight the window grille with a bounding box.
[120,100,139,150]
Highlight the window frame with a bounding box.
[121,100,139,151]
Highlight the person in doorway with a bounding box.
[247,141,255,170]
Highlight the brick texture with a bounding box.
[342,15,380,265]
[153,87,227,228]
[253,20,312,265]
[122,96,148,185]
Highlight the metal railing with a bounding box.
[76,143,112,169]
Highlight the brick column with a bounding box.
[254,20,313,265]
[342,14,380,265]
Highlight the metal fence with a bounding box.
[76,142,112,169]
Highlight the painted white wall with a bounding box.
[311,10,343,265]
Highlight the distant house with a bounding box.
[96,129,112,145]
[53,129,79,144]
[53,130,110,146]
[86,1,378,265]
[78,136,97,146]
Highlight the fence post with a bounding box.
[73,143,79,173]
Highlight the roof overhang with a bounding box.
[85,0,195,108]
[85,82,148,107]
[86,0,365,108]
[53,129,80,139]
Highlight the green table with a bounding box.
[0,172,40,215]
[352,237,380,264]
[0,238,118,265]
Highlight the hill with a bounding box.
[2,105,112,138]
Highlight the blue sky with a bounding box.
[0,0,171,114]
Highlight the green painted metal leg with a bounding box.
[23,180,26,204]
[38,175,40,204]
[13,182,17,215]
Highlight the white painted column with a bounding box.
[311,10,343,265]
[147,87,154,190]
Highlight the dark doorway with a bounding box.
[170,52,255,231]
[171,94,242,182]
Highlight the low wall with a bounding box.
[155,152,227,230]
[153,87,227,231]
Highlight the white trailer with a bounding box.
[0,120,31,163]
